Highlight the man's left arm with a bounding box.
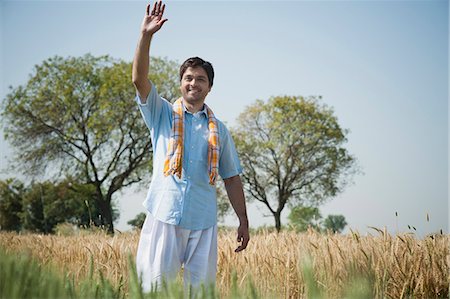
[223,175,249,252]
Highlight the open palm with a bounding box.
[141,1,168,35]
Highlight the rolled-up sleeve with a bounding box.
[218,125,243,179]
[135,82,164,131]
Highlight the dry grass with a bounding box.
[0,229,137,288]
[0,228,448,298]
[218,228,449,298]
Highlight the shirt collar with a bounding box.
[183,103,208,118]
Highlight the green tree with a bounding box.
[1,54,180,234]
[233,96,359,232]
[127,212,147,230]
[322,214,347,233]
[20,179,116,233]
[216,179,231,223]
[0,178,25,231]
[288,205,322,232]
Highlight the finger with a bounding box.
[158,18,168,26]
[242,235,249,249]
[235,242,246,252]
[160,3,166,16]
[237,230,249,251]
[151,1,157,15]
[235,238,248,252]
[146,4,151,16]
[157,0,162,14]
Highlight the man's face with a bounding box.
[180,66,211,105]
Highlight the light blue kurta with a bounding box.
[135,83,242,230]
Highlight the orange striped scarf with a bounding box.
[163,98,220,185]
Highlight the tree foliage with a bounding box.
[216,180,232,223]
[0,179,25,231]
[288,205,348,233]
[322,214,347,233]
[233,96,359,232]
[127,212,147,230]
[288,205,322,232]
[1,54,180,233]
[0,178,113,233]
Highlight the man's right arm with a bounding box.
[132,1,168,102]
[132,33,152,101]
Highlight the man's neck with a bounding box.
[183,99,205,114]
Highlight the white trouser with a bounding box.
[136,212,217,292]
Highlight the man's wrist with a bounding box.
[140,30,154,39]
[238,216,249,227]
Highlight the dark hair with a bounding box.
[179,57,214,87]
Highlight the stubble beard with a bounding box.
[183,90,207,106]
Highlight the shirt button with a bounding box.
[189,160,192,163]
[187,176,191,179]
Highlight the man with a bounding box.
[132,0,250,291]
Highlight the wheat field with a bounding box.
[0,228,448,298]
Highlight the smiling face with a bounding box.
[180,66,211,107]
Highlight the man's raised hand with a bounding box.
[141,1,168,35]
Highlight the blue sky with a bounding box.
[1,0,448,236]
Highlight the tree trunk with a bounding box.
[98,198,114,234]
[274,212,282,233]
